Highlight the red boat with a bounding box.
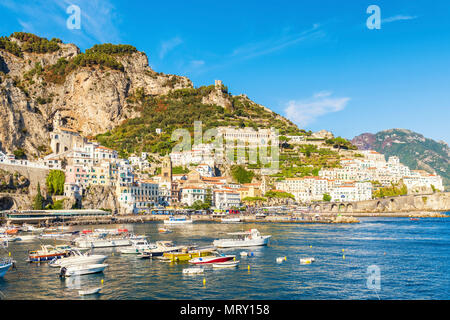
[189,254,235,265]
[410,218,419,221]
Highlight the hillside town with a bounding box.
[0,119,444,215]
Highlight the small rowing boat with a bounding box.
[78,287,102,295]
[182,267,204,274]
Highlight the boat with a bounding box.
[410,218,420,221]
[79,287,102,295]
[49,249,107,268]
[16,234,38,241]
[213,229,271,248]
[276,256,287,263]
[221,217,242,223]
[163,216,193,225]
[0,258,14,277]
[28,245,70,262]
[212,260,239,268]
[60,264,108,277]
[21,224,45,233]
[182,267,204,274]
[158,227,173,234]
[139,241,184,259]
[163,247,214,262]
[120,238,156,254]
[189,253,235,265]
[74,233,132,248]
[39,232,73,240]
[300,257,315,264]
[255,213,267,219]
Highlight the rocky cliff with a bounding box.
[0,33,192,159]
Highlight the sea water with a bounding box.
[0,216,449,300]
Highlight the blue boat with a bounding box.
[0,258,13,278]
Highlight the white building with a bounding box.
[214,189,241,210]
[181,187,209,206]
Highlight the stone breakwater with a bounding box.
[60,214,360,226]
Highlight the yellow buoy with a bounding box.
[101,279,104,285]
[342,249,345,253]
[8,252,11,257]
[343,255,345,260]
[203,278,206,286]
[233,257,236,261]
[284,256,287,261]
[310,245,312,248]
[248,265,250,271]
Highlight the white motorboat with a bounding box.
[16,234,38,241]
[213,229,271,248]
[0,258,14,277]
[79,287,102,295]
[49,249,107,268]
[74,234,132,248]
[163,216,193,225]
[60,264,108,277]
[39,232,73,240]
[182,267,204,274]
[221,217,242,223]
[22,224,45,232]
[139,241,184,259]
[120,238,156,254]
[212,260,239,268]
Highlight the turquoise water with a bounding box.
[1,216,449,300]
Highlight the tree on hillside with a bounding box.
[323,193,332,202]
[46,170,65,195]
[33,182,44,210]
[231,165,254,184]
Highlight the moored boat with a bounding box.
[164,247,214,262]
[74,233,132,248]
[189,254,235,265]
[221,217,242,223]
[60,264,108,277]
[158,227,173,234]
[212,260,239,268]
[120,238,156,254]
[139,241,184,259]
[182,267,204,274]
[28,245,70,262]
[49,249,107,268]
[79,287,102,295]
[213,229,271,248]
[0,258,14,277]
[163,216,193,225]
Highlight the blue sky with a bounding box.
[1,0,449,143]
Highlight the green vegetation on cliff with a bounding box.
[46,170,65,195]
[96,86,303,157]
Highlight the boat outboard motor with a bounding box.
[60,267,67,278]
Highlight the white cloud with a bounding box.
[382,15,418,24]
[159,37,183,59]
[284,91,350,128]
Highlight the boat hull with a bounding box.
[0,263,12,277]
[213,236,271,248]
[75,239,132,248]
[28,253,68,263]
[49,255,107,268]
[62,264,107,277]
[189,256,234,265]
[164,250,213,262]
[212,261,239,268]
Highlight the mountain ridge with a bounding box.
[352,128,450,189]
